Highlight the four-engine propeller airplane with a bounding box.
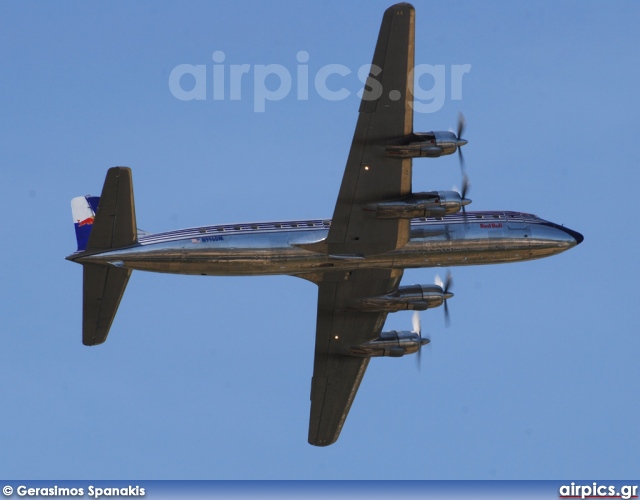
[66,3,583,446]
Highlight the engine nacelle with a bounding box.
[385,131,466,158]
[349,331,429,357]
[365,190,469,219]
[350,283,453,313]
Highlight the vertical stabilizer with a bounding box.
[71,195,100,252]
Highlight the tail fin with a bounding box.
[72,167,138,346]
[71,195,100,252]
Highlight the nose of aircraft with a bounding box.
[540,221,584,247]
[561,226,584,246]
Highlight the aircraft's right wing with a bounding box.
[308,268,403,446]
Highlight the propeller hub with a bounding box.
[462,198,472,206]
[420,337,430,346]
[444,292,454,300]
[457,139,468,147]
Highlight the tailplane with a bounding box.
[86,166,137,252]
[82,264,132,345]
[69,167,138,346]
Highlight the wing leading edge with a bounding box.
[307,3,416,445]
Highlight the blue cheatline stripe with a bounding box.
[138,222,328,245]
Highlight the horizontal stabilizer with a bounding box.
[83,264,131,346]
[87,167,137,251]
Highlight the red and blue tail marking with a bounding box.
[71,195,100,252]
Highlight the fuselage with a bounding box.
[72,210,583,276]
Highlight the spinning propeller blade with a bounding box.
[460,173,471,221]
[456,113,467,173]
[412,310,421,335]
[412,311,429,371]
[453,174,472,221]
[435,271,454,327]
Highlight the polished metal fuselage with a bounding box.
[73,211,581,278]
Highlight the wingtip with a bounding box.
[308,435,339,447]
[107,165,131,175]
[385,3,415,15]
[308,422,341,447]
[82,337,106,347]
[389,2,415,8]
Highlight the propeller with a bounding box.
[456,113,468,173]
[435,271,454,327]
[459,173,471,221]
[453,173,472,221]
[412,311,430,371]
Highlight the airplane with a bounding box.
[66,3,583,447]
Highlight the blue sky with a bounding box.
[1,1,639,479]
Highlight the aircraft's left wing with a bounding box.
[308,268,403,446]
[324,3,415,257]
[305,2,416,447]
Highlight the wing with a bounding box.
[306,3,416,446]
[308,268,403,446]
[325,3,415,256]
